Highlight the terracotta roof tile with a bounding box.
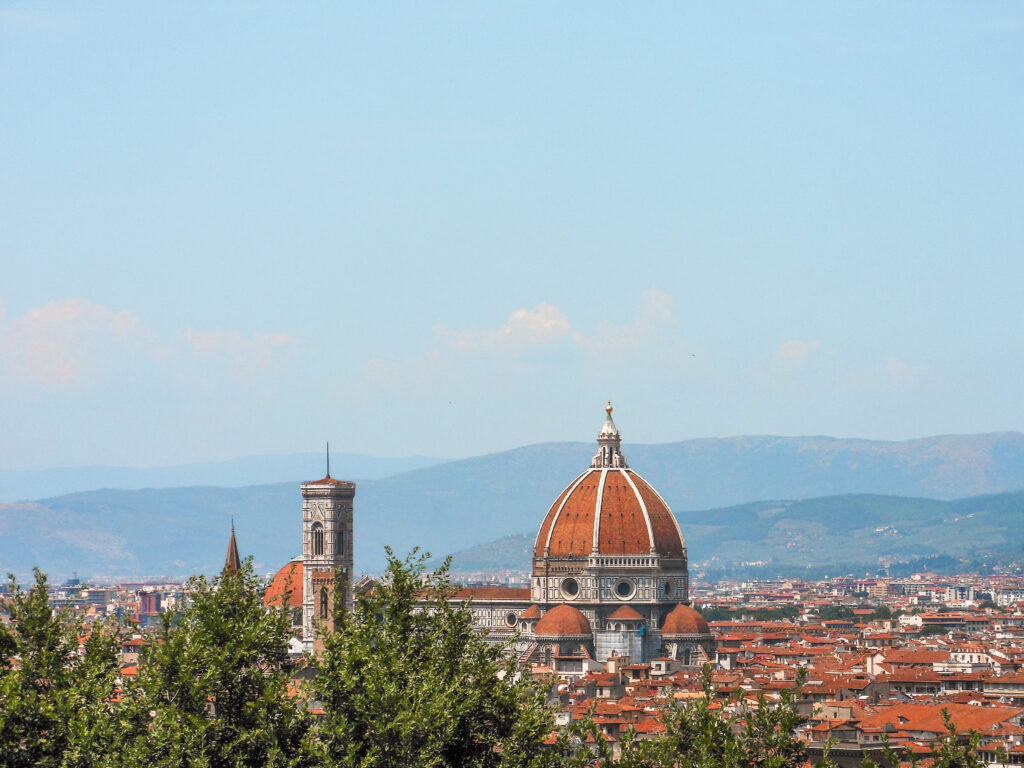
[264,560,303,608]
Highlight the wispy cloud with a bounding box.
[360,289,679,397]
[779,339,818,361]
[839,355,928,394]
[0,296,300,389]
[435,303,584,352]
[184,329,299,377]
[0,297,153,386]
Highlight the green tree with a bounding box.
[126,558,312,768]
[0,569,126,768]
[928,709,984,768]
[311,548,555,768]
[574,667,809,768]
[872,605,892,620]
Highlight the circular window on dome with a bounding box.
[505,611,518,628]
[614,579,636,599]
[560,578,580,599]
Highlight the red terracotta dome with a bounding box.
[607,605,645,621]
[534,404,685,560]
[535,604,592,637]
[264,558,303,608]
[661,603,710,636]
[519,604,542,620]
[534,469,684,558]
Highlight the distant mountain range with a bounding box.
[447,492,1024,579]
[2,432,1024,581]
[0,452,445,502]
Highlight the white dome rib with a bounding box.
[590,468,609,552]
[541,469,592,554]
[622,469,657,554]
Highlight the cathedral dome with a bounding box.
[661,603,711,636]
[534,404,685,559]
[535,604,592,637]
[264,557,303,608]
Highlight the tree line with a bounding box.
[0,552,985,768]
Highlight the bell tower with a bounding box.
[300,448,355,654]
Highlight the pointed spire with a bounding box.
[591,401,628,468]
[326,441,331,479]
[224,520,241,576]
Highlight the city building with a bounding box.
[264,403,713,668]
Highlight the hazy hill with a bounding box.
[448,492,1024,578]
[0,452,445,502]
[3,431,1024,580]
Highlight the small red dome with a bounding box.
[607,605,645,621]
[535,604,592,636]
[661,603,710,635]
[264,559,303,608]
[519,604,542,620]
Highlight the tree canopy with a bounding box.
[310,548,554,768]
[0,569,126,768]
[0,559,994,768]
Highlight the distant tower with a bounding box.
[223,522,241,576]
[301,449,355,654]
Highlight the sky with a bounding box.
[1,2,1022,469]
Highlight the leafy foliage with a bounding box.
[0,569,126,768]
[126,558,313,768]
[606,669,807,768]
[310,548,555,768]
[0,560,997,768]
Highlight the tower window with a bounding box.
[337,530,344,556]
[312,522,324,556]
[319,586,329,619]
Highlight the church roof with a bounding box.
[534,405,685,560]
[264,558,303,608]
[535,604,592,637]
[661,603,711,636]
[519,604,542,619]
[304,475,350,486]
[608,605,645,621]
[224,524,241,575]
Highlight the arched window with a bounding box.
[319,586,329,619]
[312,522,324,556]
[337,529,344,556]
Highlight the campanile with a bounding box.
[300,471,355,653]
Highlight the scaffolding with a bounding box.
[594,629,643,662]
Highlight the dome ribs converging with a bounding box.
[534,404,687,563]
[633,475,685,558]
[598,471,651,555]
[557,472,600,556]
[534,474,579,557]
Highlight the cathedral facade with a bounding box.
[265,404,713,672]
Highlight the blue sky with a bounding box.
[1,2,1022,468]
